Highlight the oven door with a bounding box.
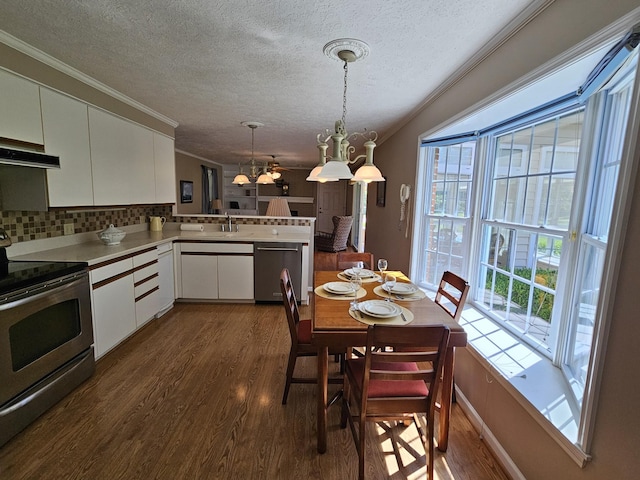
[0,271,93,405]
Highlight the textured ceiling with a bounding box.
[0,0,538,168]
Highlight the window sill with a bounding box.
[444,296,592,467]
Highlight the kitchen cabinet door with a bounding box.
[91,274,136,358]
[0,70,43,145]
[89,107,155,205]
[180,254,218,299]
[153,133,176,204]
[217,255,254,299]
[157,243,175,316]
[41,88,94,206]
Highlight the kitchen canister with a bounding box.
[150,216,166,231]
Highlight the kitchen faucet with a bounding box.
[222,213,237,232]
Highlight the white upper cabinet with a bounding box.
[89,107,155,205]
[153,133,176,204]
[41,88,94,207]
[0,69,43,145]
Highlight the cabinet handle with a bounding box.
[255,247,299,252]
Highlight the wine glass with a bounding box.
[352,261,364,277]
[377,258,388,282]
[350,274,362,310]
[383,273,396,300]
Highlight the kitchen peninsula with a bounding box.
[7,217,314,359]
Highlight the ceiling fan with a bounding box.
[267,155,290,179]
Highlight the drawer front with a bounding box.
[90,257,133,284]
[133,249,157,267]
[179,242,253,254]
[134,274,159,298]
[156,242,173,254]
[133,262,158,283]
[135,288,159,328]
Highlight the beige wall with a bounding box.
[365,1,640,478]
[174,151,222,215]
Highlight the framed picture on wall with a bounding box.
[180,180,193,203]
[376,178,386,207]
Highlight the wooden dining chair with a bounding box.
[434,271,469,403]
[340,324,450,480]
[336,251,375,271]
[435,271,470,322]
[280,268,342,404]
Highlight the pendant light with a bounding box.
[234,121,274,185]
[308,39,385,184]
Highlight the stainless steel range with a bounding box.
[0,228,94,447]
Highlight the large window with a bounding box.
[413,35,638,453]
[480,109,584,353]
[415,142,475,286]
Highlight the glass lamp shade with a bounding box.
[256,173,275,184]
[269,171,282,180]
[232,174,251,185]
[317,159,353,180]
[306,165,338,182]
[352,164,385,183]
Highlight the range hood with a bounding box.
[0,147,60,169]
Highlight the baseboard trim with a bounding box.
[455,388,526,480]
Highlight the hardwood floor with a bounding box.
[0,303,509,480]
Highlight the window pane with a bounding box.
[523,175,548,226]
[530,118,557,175]
[554,111,583,172]
[505,177,526,223]
[547,174,575,228]
[566,242,605,400]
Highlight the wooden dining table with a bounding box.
[311,270,467,454]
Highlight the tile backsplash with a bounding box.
[0,206,312,244]
[0,205,172,243]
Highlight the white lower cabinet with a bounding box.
[181,254,219,299]
[157,242,175,316]
[178,242,253,300]
[90,258,136,359]
[133,248,159,328]
[218,255,254,299]
[90,248,164,359]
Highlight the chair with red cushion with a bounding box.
[280,268,342,404]
[340,324,450,480]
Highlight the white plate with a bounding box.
[323,282,355,294]
[344,268,375,278]
[358,300,402,318]
[384,283,419,294]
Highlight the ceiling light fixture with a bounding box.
[308,39,385,184]
[234,121,274,185]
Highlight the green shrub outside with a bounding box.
[488,268,557,322]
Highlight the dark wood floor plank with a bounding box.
[0,302,509,480]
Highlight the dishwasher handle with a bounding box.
[255,247,299,252]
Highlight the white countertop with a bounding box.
[8,225,312,266]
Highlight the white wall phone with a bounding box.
[399,184,411,237]
[400,184,411,221]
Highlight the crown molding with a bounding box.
[0,29,179,128]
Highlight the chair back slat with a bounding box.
[362,325,450,403]
[435,271,470,322]
[280,268,300,341]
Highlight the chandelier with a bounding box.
[233,121,274,185]
[307,39,385,184]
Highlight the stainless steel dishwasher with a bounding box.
[254,242,302,302]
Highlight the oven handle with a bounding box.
[0,271,87,308]
[0,348,93,417]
